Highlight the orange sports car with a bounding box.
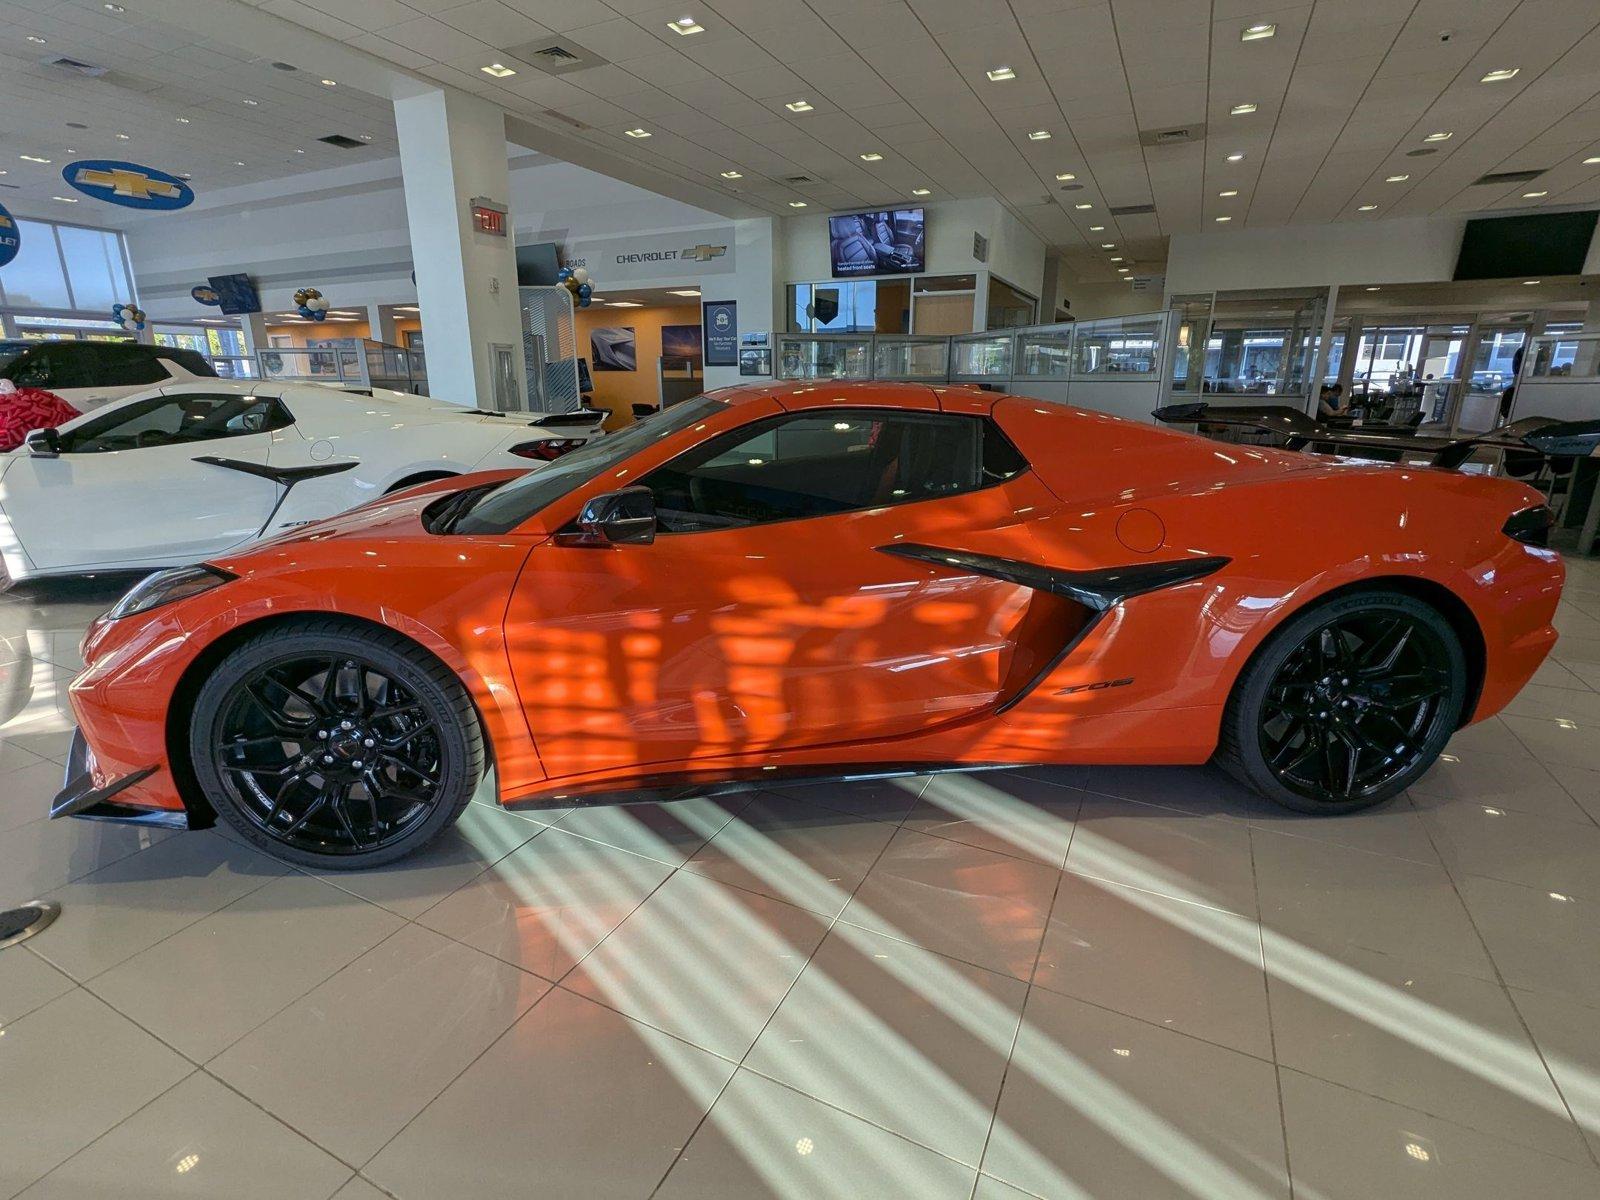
[54,381,1563,868]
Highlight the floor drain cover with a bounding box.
[0,902,60,948]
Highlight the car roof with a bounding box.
[706,379,999,414]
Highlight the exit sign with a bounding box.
[470,196,508,237]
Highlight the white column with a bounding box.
[238,312,270,377]
[367,303,400,347]
[393,85,523,409]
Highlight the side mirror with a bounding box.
[558,486,656,547]
[24,428,60,458]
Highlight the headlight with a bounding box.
[107,565,236,620]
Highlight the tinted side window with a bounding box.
[59,393,291,453]
[157,347,219,378]
[6,343,95,390]
[638,410,1028,533]
[94,345,168,387]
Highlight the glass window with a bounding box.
[986,277,1037,329]
[55,225,127,314]
[951,334,1013,378]
[1072,317,1161,377]
[638,410,1027,533]
[1017,328,1075,377]
[0,220,72,311]
[93,344,168,386]
[2,342,99,389]
[58,392,291,453]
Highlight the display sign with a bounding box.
[0,202,19,270]
[61,159,194,210]
[828,208,925,278]
[470,196,508,237]
[703,300,737,366]
[191,284,221,306]
[739,348,772,377]
[208,273,261,315]
[562,227,737,283]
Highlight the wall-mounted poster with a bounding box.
[591,326,637,372]
[739,348,772,377]
[661,324,703,365]
[703,300,737,366]
[61,159,195,211]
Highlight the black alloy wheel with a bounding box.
[190,620,482,868]
[1218,590,1467,814]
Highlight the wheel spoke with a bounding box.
[243,678,315,734]
[1358,618,1412,676]
[1371,669,1449,710]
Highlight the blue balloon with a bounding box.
[579,296,591,308]
[556,267,573,281]
[577,282,591,299]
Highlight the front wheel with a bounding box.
[189,619,484,868]
[1216,589,1467,814]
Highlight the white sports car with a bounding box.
[0,381,602,581]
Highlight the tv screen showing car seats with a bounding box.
[828,208,926,278]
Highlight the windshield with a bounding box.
[453,395,729,534]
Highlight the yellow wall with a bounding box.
[575,302,702,429]
[264,321,373,346]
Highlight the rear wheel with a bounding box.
[1217,589,1466,814]
[189,619,483,868]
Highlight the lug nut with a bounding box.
[352,759,364,769]
[340,719,353,730]
[317,730,328,738]
[363,738,374,748]
[322,754,334,764]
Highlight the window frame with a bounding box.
[633,406,1031,536]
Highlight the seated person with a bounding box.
[1317,383,1347,418]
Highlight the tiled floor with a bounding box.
[2,561,1600,1199]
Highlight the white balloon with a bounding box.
[572,267,589,285]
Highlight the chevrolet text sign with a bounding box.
[562,228,736,282]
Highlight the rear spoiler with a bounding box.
[1522,418,1600,458]
[1153,402,1558,469]
[528,410,606,429]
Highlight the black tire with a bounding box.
[384,471,456,496]
[188,618,484,868]
[1216,588,1467,815]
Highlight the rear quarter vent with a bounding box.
[1503,505,1555,547]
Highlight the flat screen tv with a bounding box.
[516,241,561,286]
[1453,210,1598,280]
[208,273,261,315]
[829,208,925,278]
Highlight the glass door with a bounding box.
[1456,325,1528,433]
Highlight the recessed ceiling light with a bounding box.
[1109,256,1124,261]
[295,148,306,154]
[1241,23,1275,40]
[624,127,651,138]
[175,116,191,124]
[720,169,742,179]
[1100,242,1115,248]
[1027,129,1052,140]
[1230,103,1257,115]
[1385,174,1410,183]
[1117,267,1130,272]
[242,98,259,106]
[1215,215,1232,221]
[987,66,1016,82]
[860,151,883,161]
[609,301,643,307]
[1523,190,1548,197]
[1366,286,1381,291]
[234,160,245,166]
[1074,202,1092,209]
[19,154,51,163]
[359,134,373,141]
[911,187,931,195]
[668,16,705,35]
[115,132,130,140]
[789,200,808,207]
[52,195,78,203]
[1226,152,1245,162]
[1055,172,1076,181]
[321,79,338,87]
[104,3,125,11]
[1481,68,1519,82]
[481,63,517,78]
[785,99,813,113]
[1218,189,1238,197]
[1524,279,1541,285]
[1585,156,1600,164]
[26,34,45,44]
[668,288,701,296]
[1089,225,1105,231]
[1424,131,1453,142]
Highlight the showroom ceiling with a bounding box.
[7,1,1600,285]
[0,0,400,215]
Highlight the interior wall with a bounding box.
[575,301,701,427]
[1058,280,1167,320]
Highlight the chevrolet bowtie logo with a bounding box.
[681,243,727,262]
[0,216,12,229]
[73,166,182,201]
